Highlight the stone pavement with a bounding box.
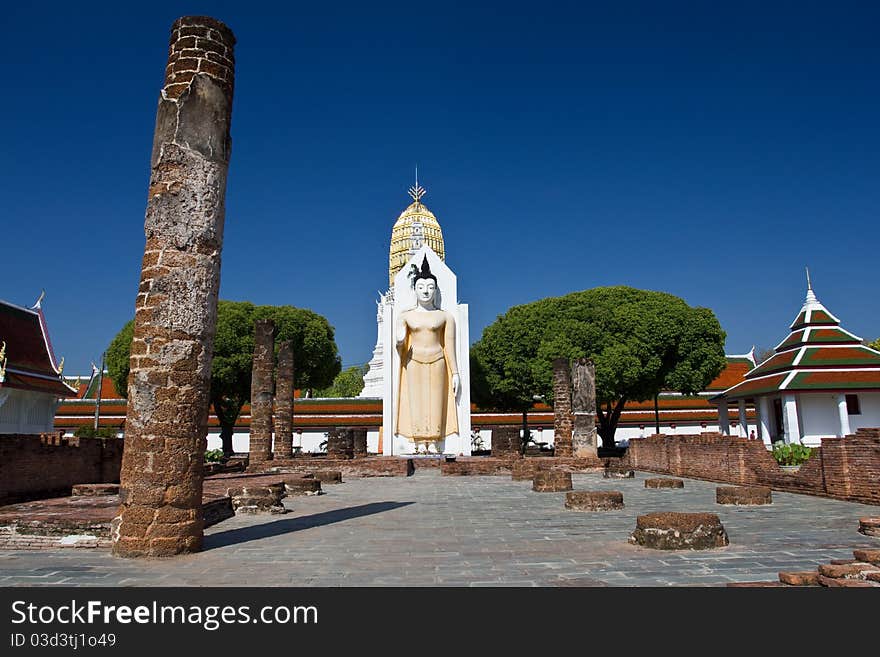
[1,470,876,587]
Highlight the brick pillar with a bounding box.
[491,426,522,456]
[273,341,294,459]
[571,357,598,457]
[352,429,368,457]
[112,16,236,558]
[552,358,573,456]
[327,428,355,459]
[249,319,275,466]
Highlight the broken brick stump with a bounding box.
[716,486,772,505]
[491,426,522,457]
[604,464,635,479]
[532,471,572,492]
[282,477,322,496]
[629,512,729,550]
[859,517,880,538]
[778,571,820,586]
[227,484,286,514]
[511,459,547,481]
[818,576,878,587]
[72,484,120,497]
[112,15,236,558]
[645,478,684,489]
[853,549,880,565]
[315,470,343,484]
[352,429,368,458]
[817,562,880,581]
[565,491,624,511]
[326,429,354,460]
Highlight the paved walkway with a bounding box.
[1,470,876,586]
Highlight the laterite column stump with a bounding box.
[532,471,572,492]
[512,460,546,481]
[227,484,287,515]
[859,517,880,538]
[629,512,729,550]
[315,470,343,484]
[283,477,322,496]
[716,486,772,505]
[645,478,684,489]
[565,491,624,511]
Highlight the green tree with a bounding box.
[315,365,368,398]
[867,337,880,352]
[471,286,727,448]
[107,300,342,455]
[106,319,134,398]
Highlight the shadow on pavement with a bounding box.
[204,501,414,550]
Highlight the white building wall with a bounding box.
[798,393,843,446]
[848,392,880,434]
[206,429,384,456]
[0,389,59,434]
[613,421,758,445]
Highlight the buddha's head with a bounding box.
[409,256,439,308]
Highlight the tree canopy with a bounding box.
[471,286,727,447]
[106,300,342,453]
[315,365,367,398]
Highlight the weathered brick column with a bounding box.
[326,428,354,459]
[492,426,522,456]
[552,357,573,456]
[112,16,236,558]
[249,319,275,465]
[273,340,294,459]
[571,357,598,457]
[352,428,368,457]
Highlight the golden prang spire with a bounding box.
[389,170,445,286]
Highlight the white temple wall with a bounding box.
[848,392,880,433]
[206,429,383,455]
[0,388,59,435]
[799,393,842,446]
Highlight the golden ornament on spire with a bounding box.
[389,179,445,286]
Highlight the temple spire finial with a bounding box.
[804,266,818,305]
[408,166,426,206]
[32,289,45,310]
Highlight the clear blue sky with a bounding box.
[1,1,877,374]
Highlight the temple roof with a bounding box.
[714,278,880,402]
[0,296,76,397]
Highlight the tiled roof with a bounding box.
[717,283,880,401]
[0,298,75,396]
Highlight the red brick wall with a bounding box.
[0,434,123,505]
[625,429,880,505]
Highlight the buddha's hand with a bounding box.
[395,318,406,344]
[452,373,460,398]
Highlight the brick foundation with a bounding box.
[625,428,880,506]
[0,434,122,506]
